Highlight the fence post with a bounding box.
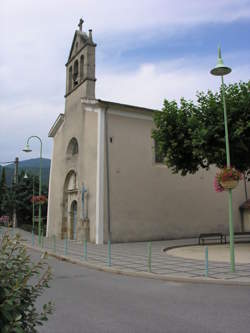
[205,246,208,277]
[148,242,152,273]
[64,237,68,256]
[108,240,111,267]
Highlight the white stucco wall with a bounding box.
[105,106,249,242]
[47,88,98,241]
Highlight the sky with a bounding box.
[1,0,250,163]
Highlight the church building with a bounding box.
[47,20,247,244]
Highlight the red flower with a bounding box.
[214,167,242,193]
[214,175,224,192]
[31,195,47,204]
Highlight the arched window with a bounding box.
[80,55,84,81]
[67,138,79,156]
[68,66,72,92]
[75,42,78,52]
[68,173,77,191]
[73,60,79,86]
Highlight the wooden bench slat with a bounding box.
[198,233,225,245]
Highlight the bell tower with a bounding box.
[65,19,96,99]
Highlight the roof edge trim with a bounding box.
[48,114,65,137]
[97,99,159,113]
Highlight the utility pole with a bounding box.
[13,157,19,228]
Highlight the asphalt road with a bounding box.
[29,250,250,333]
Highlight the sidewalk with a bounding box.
[3,227,250,285]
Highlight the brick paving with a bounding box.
[2,227,250,283]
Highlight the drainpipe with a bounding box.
[104,106,111,242]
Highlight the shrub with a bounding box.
[0,232,54,332]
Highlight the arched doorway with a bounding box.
[61,170,78,239]
[70,200,77,240]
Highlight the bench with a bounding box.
[198,233,226,245]
[225,232,250,243]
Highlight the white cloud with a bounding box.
[2,0,250,38]
[0,101,62,160]
[2,55,248,161]
[97,56,250,109]
[1,50,249,161]
[1,1,250,68]
[1,0,250,161]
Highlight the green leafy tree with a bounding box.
[15,172,48,231]
[0,167,6,189]
[152,81,250,176]
[0,233,54,332]
[0,168,7,216]
[15,172,38,225]
[0,187,15,220]
[0,171,48,231]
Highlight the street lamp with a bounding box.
[23,136,43,246]
[210,47,235,272]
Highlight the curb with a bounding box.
[23,243,250,287]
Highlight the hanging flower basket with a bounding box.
[220,179,239,189]
[31,195,47,205]
[214,167,242,192]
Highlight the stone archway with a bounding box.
[61,170,78,239]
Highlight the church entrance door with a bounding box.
[70,200,77,240]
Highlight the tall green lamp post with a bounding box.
[23,136,43,246]
[210,47,235,272]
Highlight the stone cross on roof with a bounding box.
[78,18,84,31]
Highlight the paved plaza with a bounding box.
[2,227,250,284]
[168,243,250,263]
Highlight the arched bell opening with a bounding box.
[80,55,84,81]
[73,59,79,86]
[68,66,72,93]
